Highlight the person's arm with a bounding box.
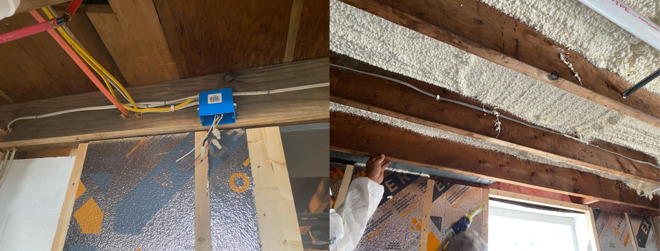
[333,155,390,251]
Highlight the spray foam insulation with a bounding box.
[629,214,659,250]
[330,0,660,195]
[64,132,261,250]
[331,164,484,250]
[593,209,636,251]
[479,0,660,94]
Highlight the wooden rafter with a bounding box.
[0,58,329,150]
[330,58,660,186]
[330,112,660,210]
[339,0,660,128]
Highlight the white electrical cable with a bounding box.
[330,63,660,170]
[232,82,329,96]
[3,82,328,133]
[175,114,223,163]
[4,96,201,132]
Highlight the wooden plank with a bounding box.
[653,217,660,247]
[15,0,67,13]
[330,112,660,210]
[589,201,660,217]
[247,127,303,250]
[51,143,88,251]
[14,147,74,159]
[194,131,211,251]
[418,179,434,251]
[155,0,293,78]
[0,8,125,103]
[339,0,660,128]
[625,213,639,251]
[330,59,659,185]
[293,0,329,61]
[283,0,304,63]
[588,209,603,251]
[481,188,489,243]
[331,97,658,186]
[333,164,354,209]
[0,58,329,150]
[86,2,179,86]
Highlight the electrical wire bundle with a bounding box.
[41,7,198,115]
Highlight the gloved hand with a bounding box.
[366,154,390,184]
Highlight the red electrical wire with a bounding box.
[28,10,130,117]
[64,0,83,18]
[0,19,60,44]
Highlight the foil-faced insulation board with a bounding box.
[427,183,484,251]
[593,209,636,251]
[64,133,196,251]
[356,171,428,250]
[329,163,346,198]
[207,128,261,250]
[629,214,659,250]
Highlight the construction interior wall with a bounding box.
[62,131,264,250]
[330,164,485,250]
[629,214,659,250]
[64,133,196,250]
[0,157,75,250]
[207,129,261,250]
[593,209,635,251]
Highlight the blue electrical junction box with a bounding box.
[198,88,236,126]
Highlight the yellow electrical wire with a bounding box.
[42,7,197,113]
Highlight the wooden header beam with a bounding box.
[0,58,329,150]
[330,112,659,211]
[339,0,660,128]
[330,58,660,186]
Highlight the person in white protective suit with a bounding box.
[329,154,389,251]
[329,154,488,251]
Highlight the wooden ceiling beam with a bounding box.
[330,112,660,211]
[0,58,329,150]
[86,1,180,86]
[330,56,659,186]
[339,0,660,128]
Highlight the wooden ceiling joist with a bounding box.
[0,58,329,150]
[330,57,660,187]
[339,0,660,128]
[86,1,180,86]
[330,112,659,211]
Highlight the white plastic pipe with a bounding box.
[578,0,660,52]
[0,0,19,20]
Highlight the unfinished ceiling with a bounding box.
[480,0,659,94]
[0,0,329,104]
[330,0,660,160]
[329,0,660,200]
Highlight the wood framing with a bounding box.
[481,188,489,242]
[333,164,354,209]
[247,127,303,250]
[330,57,659,186]
[489,188,601,250]
[339,0,660,128]
[418,179,435,251]
[51,143,88,251]
[283,0,305,63]
[15,0,68,14]
[86,1,180,86]
[624,213,639,251]
[0,58,328,150]
[330,112,660,210]
[194,132,211,251]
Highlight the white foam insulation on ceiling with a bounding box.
[329,0,660,194]
[479,0,660,94]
